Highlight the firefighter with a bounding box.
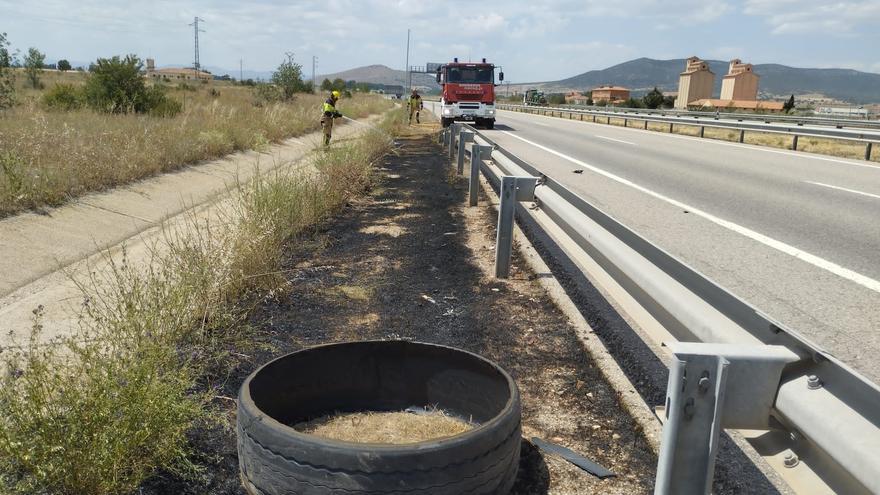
[407,89,423,124]
[322,90,343,147]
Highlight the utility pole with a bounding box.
[189,16,205,79]
[239,58,243,83]
[404,28,411,91]
[312,55,318,93]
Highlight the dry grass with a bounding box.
[295,410,474,444]
[0,108,406,495]
[0,70,393,217]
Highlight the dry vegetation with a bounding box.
[0,70,393,217]
[0,107,405,495]
[295,410,474,444]
[527,107,880,163]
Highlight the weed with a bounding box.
[0,108,405,494]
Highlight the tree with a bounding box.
[623,97,643,109]
[24,47,45,89]
[662,95,676,108]
[642,87,664,109]
[270,57,308,100]
[783,94,795,113]
[320,78,332,91]
[83,54,179,115]
[586,97,594,106]
[331,78,346,91]
[0,33,15,108]
[57,59,72,71]
[547,93,566,105]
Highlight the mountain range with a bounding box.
[540,58,880,103]
[284,59,879,103]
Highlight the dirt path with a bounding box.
[162,123,658,494]
[0,116,379,347]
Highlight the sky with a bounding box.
[2,0,879,82]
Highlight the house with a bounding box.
[674,57,714,109]
[720,59,758,101]
[591,85,630,104]
[564,91,589,104]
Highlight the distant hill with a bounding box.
[317,64,440,91]
[544,58,880,103]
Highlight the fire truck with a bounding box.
[435,58,503,129]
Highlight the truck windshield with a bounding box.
[446,67,493,84]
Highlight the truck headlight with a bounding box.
[443,108,453,115]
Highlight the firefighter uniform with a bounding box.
[322,91,342,147]
[408,91,423,124]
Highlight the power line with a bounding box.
[188,16,205,74]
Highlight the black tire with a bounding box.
[441,117,452,128]
[237,341,521,495]
[484,119,495,130]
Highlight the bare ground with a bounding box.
[143,123,657,494]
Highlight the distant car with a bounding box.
[394,93,402,99]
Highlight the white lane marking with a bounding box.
[498,109,880,170]
[805,181,880,200]
[594,135,637,146]
[500,130,880,294]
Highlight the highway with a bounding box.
[435,103,880,383]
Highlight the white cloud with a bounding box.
[744,0,880,35]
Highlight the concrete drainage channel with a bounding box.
[439,123,880,494]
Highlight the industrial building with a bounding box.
[674,57,714,109]
[144,58,212,82]
[720,59,758,100]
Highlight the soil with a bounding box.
[294,410,474,444]
[141,122,657,494]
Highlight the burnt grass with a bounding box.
[142,124,657,494]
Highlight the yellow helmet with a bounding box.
[331,90,341,98]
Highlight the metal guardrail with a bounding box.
[551,104,880,130]
[439,123,880,494]
[500,104,880,161]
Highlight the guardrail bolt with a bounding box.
[698,375,710,394]
[783,452,799,468]
[806,374,822,389]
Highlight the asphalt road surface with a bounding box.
[436,103,880,384]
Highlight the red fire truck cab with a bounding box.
[435,58,503,129]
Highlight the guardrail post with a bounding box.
[469,143,491,206]
[866,142,874,161]
[624,119,628,127]
[448,123,457,159]
[739,129,745,143]
[699,126,705,138]
[495,176,538,278]
[457,130,474,175]
[644,120,648,130]
[655,343,799,495]
[669,123,674,133]
[607,116,611,124]
[791,134,799,151]
[580,114,583,121]
[593,115,597,123]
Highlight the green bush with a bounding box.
[42,83,84,110]
[83,55,178,116]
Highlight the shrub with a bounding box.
[0,33,14,109]
[83,55,179,116]
[57,59,71,71]
[23,47,45,89]
[271,57,309,100]
[42,83,84,110]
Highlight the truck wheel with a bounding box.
[441,117,452,128]
[485,119,495,130]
